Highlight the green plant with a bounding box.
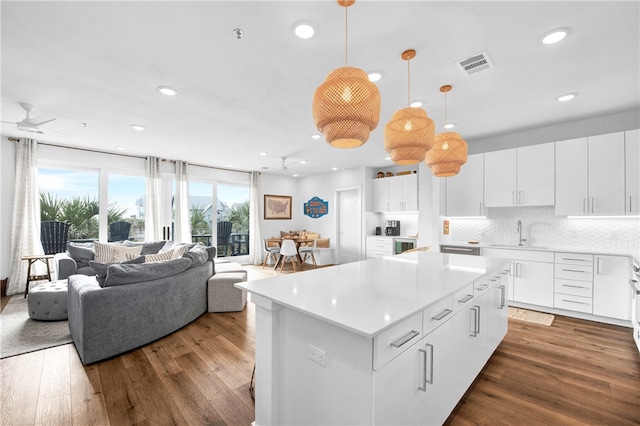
[190,204,211,236]
[226,200,250,233]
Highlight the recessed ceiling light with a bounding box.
[116,146,127,151]
[158,86,178,96]
[385,156,391,161]
[557,93,576,102]
[332,167,338,171]
[443,122,456,129]
[542,28,569,45]
[300,160,307,164]
[311,133,322,140]
[259,151,268,156]
[293,174,299,178]
[293,22,315,39]
[227,164,234,168]
[410,100,423,108]
[131,124,145,131]
[368,71,382,82]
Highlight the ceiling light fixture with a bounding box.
[443,122,456,129]
[311,133,322,140]
[384,49,435,165]
[410,100,423,108]
[424,85,468,177]
[542,28,569,45]
[293,22,315,39]
[259,152,268,156]
[368,71,382,82]
[158,86,177,96]
[116,146,127,151]
[557,93,576,102]
[131,124,145,131]
[312,0,381,149]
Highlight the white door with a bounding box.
[337,188,361,264]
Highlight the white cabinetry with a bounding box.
[593,255,631,320]
[554,252,594,314]
[625,129,640,214]
[556,132,626,216]
[482,248,554,307]
[366,236,393,259]
[372,174,418,212]
[443,153,484,216]
[484,143,555,207]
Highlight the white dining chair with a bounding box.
[262,238,280,268]
[298,239,317,268]
[279,239,299,272]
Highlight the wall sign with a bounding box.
[304,196,328,218]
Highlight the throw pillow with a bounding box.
[112,245,143,262]
[124,240,168,255]
[90,256,145,287]
[67,242,95,268]
[103,257,193,287]
[183,247,209,268]
[94,241,121,263]
[144,250,174,263]
[170,243,191,259]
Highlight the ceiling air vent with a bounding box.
[456,51,494,76]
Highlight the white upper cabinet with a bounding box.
[556,132,625,216]
[444,153,484,216]
[625,129,640,214]
[484,143,554,207]
[372,174,418,212]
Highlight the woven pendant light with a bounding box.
[384,50,435,164]
[425,85,468,177]
[312,0,380,148]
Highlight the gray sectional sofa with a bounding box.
[67,245,215,364]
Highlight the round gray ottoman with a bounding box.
[27,280,68,321]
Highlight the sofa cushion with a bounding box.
[90,256,145,287]
[183,247,209,268]
[103,257,193,287]
[67,242,95,268]
[94,242,142,263]
[124,240,168,255]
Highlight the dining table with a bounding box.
[265,237,313,270]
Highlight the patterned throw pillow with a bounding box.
[113,245,142,262]
[94,242,120,263]
[144,250,174,263]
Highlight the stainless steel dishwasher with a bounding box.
[440,244,481,256]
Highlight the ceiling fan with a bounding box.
[262,156,300,173]
[2,102,57,134]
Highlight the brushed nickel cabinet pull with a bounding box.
[390,330,420,348]
[432,309,452,321]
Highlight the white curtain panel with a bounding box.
[8,139,44,295]
[249,171,262,265]
[174,161,192,244]
[145,156,162,241]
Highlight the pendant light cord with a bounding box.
[407,59,411,107]
[344,6,349,66]
[444,91,448,125]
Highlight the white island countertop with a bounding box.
[236,252,508,338]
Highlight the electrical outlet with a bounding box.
[308,344,326,367]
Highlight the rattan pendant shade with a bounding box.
[425,85,468,177]
[313,67,381,148]
[424,132,468,177]
[384,49,435,164]
[312,0,380,149]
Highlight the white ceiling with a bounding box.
[2,1,639,178]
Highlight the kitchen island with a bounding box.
[237,252,509,425]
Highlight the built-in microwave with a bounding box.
[393,238,416,255]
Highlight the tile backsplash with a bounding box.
[441,206,639,256]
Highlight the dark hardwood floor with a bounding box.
[2,264,639,425]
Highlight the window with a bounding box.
[107,174,145,241]
[188,181,214,246]
[39,167,100,240]
[218,183,250,256]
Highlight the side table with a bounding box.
[21,254,54,298]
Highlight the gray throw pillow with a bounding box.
[67,242,95,268]
[124,240,168,255]
[103,257,192,287]
[183,247,209,268]
[90,256,145,287]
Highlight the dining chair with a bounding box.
[279,239,299,272]
[262,238,281,268]
[298,239,317,268]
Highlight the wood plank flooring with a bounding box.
[2,264,639,425]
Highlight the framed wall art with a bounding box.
[264,194,292,220]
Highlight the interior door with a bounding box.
[337,188,361,264]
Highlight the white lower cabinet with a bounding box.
[373,272,507,425]
[366,236,393,259]
[593,255,631,320]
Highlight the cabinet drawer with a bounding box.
[555,252,594,265]
[423,296,454,335]
[554,293,593,314]
[473,276,492,297]
[555,264,593,281]
[453,284,474,313]
[554,278,593,297]
[367,250,389,259]
[373,311,422,370]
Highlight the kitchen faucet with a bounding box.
[517,220,527,246]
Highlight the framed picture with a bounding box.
[264,194,292,220]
